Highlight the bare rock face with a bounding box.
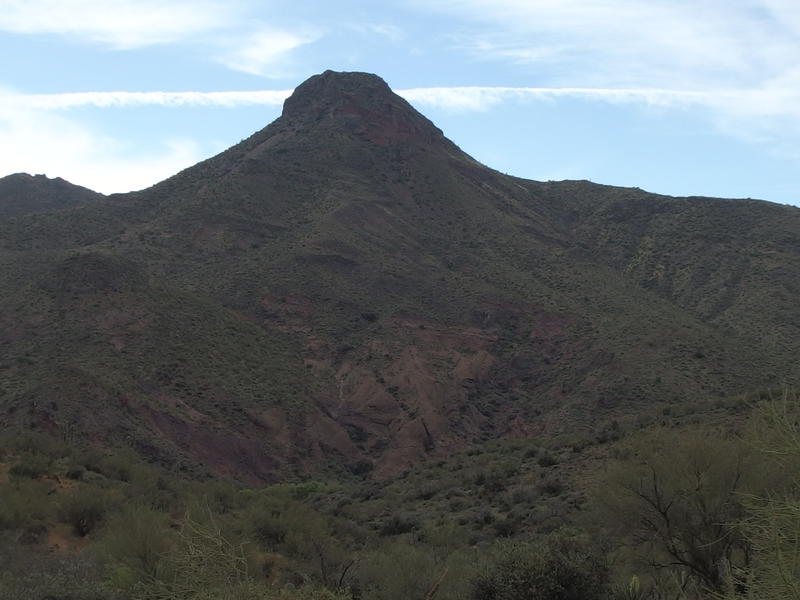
[281,70,457,148]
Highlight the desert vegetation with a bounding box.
[2,71,799,600]
[1,390,799,599]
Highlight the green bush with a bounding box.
[470,532,610,600]
[119,509,268,600]
[99,453,135,482]
[0,539,112,600]
[246,497,291,549]
[592,426,768,595]
[101,504,176,594]
[722,391,800,599]
[378,513,418,536]
[537,452,558,468]
[59,487,110,536]
[356,542,446,600]
[8,451,52,479]
[0,479,54,531]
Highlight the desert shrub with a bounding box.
[132,474,180,512]
[721,390,800,599]
[59,487,110,536]
[493,516,519,538]
[244,492,360,589]
[203,481,241,514]
[356,542,452,600]
[129,510,251,599]
[8,451,52,479]
[348,460,374,476]
[246,497,292,549]
[473,509,494,526]
[510,487,537,505]
[0,537,112,600]
[448,498,466,512]
[113,509,353,600]
[378,513,417,536]
[538,476,563,496]
[481,470,508,494]
[470,532,610,600]
[0,479,54,531]
[537,452,558,468]
[592,425,775,596]
[101,504,176,594]
[76,448,107,473]
[66,465,86,480]
[412,481,440,501]
[99,453,135,482]
[0,430,70,460]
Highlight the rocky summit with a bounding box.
[1,70,799,481]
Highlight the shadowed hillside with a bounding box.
[1,70,798,481]
[0,173,103,218]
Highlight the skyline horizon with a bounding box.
[2,1,798,205]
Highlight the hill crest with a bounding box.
[0,70,798,481]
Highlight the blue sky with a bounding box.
[1,1,799,205]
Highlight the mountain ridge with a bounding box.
[0,70,798,481]
[0,172,104,218]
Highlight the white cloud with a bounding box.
[1,90,293,110]
[0,1,317,78]
[0,86,718,112]
[0,100,205,193]
[217,29,318,76]
[347,22,404,41]
[398,86,711,111]
[6,84,799,123]
[406,0,800,154]
[419,0,800,89]
[402,85,800,119]
[0,0,233,49]
[399,84,800,153]
[2,75,798,192]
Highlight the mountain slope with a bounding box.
[0,173,103,219]
[1,70,798,480]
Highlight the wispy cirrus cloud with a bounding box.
[0,0,235,49]
[400,84,800,153]
[417,0,800,90]
[216,29,319,76]
[406,0,800,152]
[0,1,318,77]
[346,22,405,41]
[6,84,798,120]
[1,90,293,110]
[399,86,715,111]
[2,79,798,194]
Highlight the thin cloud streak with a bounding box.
[4,86,797,119]
[1,82,798,194]
[4,84,798,168]
[399,86,716,110]
[2,90,294,110]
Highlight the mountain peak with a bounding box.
[282,70,393,118]
[280,70,452,148]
